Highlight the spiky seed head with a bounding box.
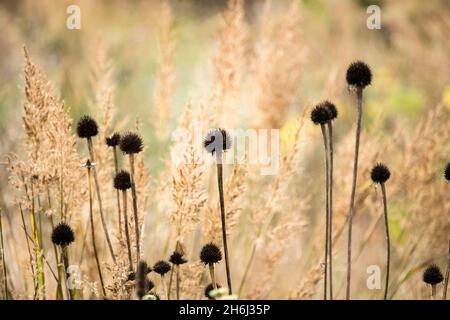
[423,264,444,285]
[169,251,187,265]
[76,115,98,138]
[310,104,330,125]
[153,260,171,275]
[120,132,144,154]
[346,61,372,88]
[200,243,222,265]
[106,133,121,147]
[51,222,75,246]
[113,170,131,191]
[203,129,232,155]
[444,163,450,182]
[323,101,338,120]
[204,283,221,299]
[371,163,391,184]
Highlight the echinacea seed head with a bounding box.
[371,163,391,184]
[169,251,187,265]
[323,101,338,120]
[200,243,222,265]
[346,61,372,88]
[51,222,75,246]
[310,104,330,125]
[203,129,232,155]
[113,170,131,191]
[153,260,171,275]
[444,163,450,182]
[204,283,221,299]
[423,264,443,285]
[106,133,121,147]
[119,132,144,154]
[76,115,98,138]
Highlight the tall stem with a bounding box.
[0,210,8,299]
[209,264,217,290]
[113,147,122,240]
[87,165,106,297]
[327,122,334,300]
[320,124,329,300]
[87,138,116,263]
[381,183,390,300]
[168,266,174,300]
[61,246,74,300]
[216,153,232,295]
[346,87,363,300]
[122,191,133,272]
[442,238,449,300]
[176,265,180,300]
[431,284,436,300]
[128,154,140,269]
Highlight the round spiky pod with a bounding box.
[370,163,391,184]
[310,104,330,125]
[346,61,372,88]
[169,251,187,265]
[200,243,222,265]
[444,163,450,182]
[323,101,338,120]
[120,132,144,154]
[153,260,171,276]
[423,264,444,285]
[76,115,98,138]
[204,283,221,299]
[113,170,131,190]
[203,129,232,155]
[106,133,121,147]
[51,222,75,246]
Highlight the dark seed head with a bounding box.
[51,222,75,246]
[113,170,131,191]
[169,251,187,265]
[200,243,222,265]
[346,61,372,88]
[120,132,144,154]
[76,115,98,138]
[204,283,221,299]
[106,133,121,147]
[423,264,444,285]
[444,163,450,182]
[146,278,155,291]
[153,260,171,276]
[371,163,391,184]
[323,101,338,120]
[203,129,232,155]
[310,104,330,125]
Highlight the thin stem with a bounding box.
[30,182,45,300]
[128,154,140,268]
[49,215,64,300]
[320,124,329,300]
[87,165,106,298]
[18,204,35,283]
[61,246,74,300]
[122,191,133,272]
[381,183,390,300]
[431,284,436,300]
[238,242,257,297]
[87,137,116,263]
[161,275,168,300]
[327,122,334,300]
[209,264,217,290]
[216,153,232,295]
[346,87,363,300]
[167,266,174,300]
[0,210,8,299]
[442,238,449,300]
[176,265,180,300]
[113,147,122,241]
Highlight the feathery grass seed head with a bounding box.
[203,129,232,155]
[153,260,171,275]
[51,222,75,246]
[371,163,391,184]
[106,133,121,147]
[76,115,98,138]
[423,264,444,285]
[200,243,222,265]
[346,61,372,88]
[120,132,144,154]
[113,170,131,190]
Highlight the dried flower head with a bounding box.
[346,61,372,88]
[204,283,221,299]
[200,243,222,265]
[323,101,338,120]
[113,170,131,190]
[310,104,330,125]
[120,132,144,154]
[51,222,75,246]
[106,133,121,147]
[169,251,187,265]
[203,129,232,155]
[76,115,98,138]
[153,260,171,275]
[423,264,444,285]
[445,163,450,182]
[371,163,391,184]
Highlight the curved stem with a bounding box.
[122,191,133,272]
[128,154,140,269]
[346,87,363,300]
[327,122,334,300]
[87,138,116,263]
[381,183,390,300]
[320,124,329,300]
